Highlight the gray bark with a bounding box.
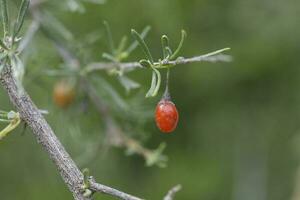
[1,65,87,199]
[0,64,142,200]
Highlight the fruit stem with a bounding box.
[162,68,171,101]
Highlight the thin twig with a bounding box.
[167,53,232,65]
[84,53,232,74]
[90,180,144,200]
[163,185,182,200]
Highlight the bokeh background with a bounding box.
[1,0,300,199]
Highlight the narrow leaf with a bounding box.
[103,21,115,55]
[161,35,170,59]
[116,36,128,56]
[166,47,173,57]
[92,76,129,111]
[170,30,187,60]
[41,11,73,42]
[146,71,157,98]
[139,59,151,68]
[145,143,168,167]
[127,25,151,53]
[152,68,161,97]
[14,0,30,37]
[0,113,21,140]
[0,119,11,123]
[200,47,231,58]
[118,75,140,93]
[82,168,90,188]
[131,29,154,64]
[0,0,9,36]
[102,52,116,62]
[0,39,8,50]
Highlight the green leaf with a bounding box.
[145,67,161,98]
[131,29,154,64]
[102,52,117,62]
[0,119,11,123]
[139,59,151,68]
[166,47,173,57]
[13,0,30,37]
[0,0,9,36]
[103,21,116,55]
[127,25,151,53]
[152,67,161,97]
[0,39,8,50]
[116,36,130,61]
[82,168,90,188]
[91,76,128,111]
[200,47,231,58]
[0,112,21,140]
[145,71,157,98]
[118,75,140,93]
[145,143,168,167]
[170,30,187,60]
[116,36,128,55]
[161,35,170,59]
[40,11,73,43]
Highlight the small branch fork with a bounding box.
[0,63,146,200]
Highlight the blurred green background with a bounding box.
[1,0,300,199]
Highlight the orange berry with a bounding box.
[53,80,75,108]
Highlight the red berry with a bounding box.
[155,99,179,133]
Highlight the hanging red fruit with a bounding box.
[154,68,178,133]
[155,98,179,133]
